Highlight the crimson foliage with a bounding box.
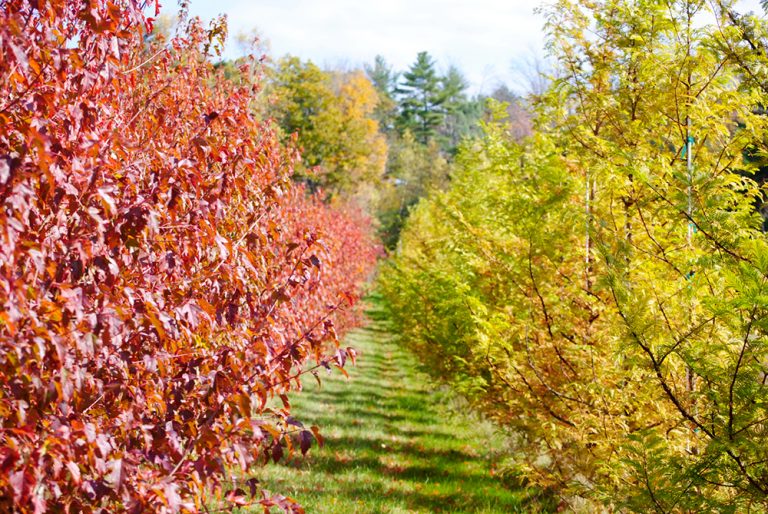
[0,1,378,512]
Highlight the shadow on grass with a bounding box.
[255,308,558,513]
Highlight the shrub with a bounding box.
[0,1,377,511]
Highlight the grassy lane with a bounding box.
[253,303,554,513]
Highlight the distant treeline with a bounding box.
[212,45,533,248]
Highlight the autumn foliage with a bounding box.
[382,1,768,511]
[0,1,377,512]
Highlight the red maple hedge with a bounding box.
[0,1,378,512]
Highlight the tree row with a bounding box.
[382,0,768,511]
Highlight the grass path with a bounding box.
[255,303,553,513]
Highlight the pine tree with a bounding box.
[439,65,482,150]
[365,55,399,133]
[395,51,447,144]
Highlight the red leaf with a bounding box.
[9,43,29,72]
[246,477,260,498]
[299,430,313,456]
[271,443,284,463]
[66,462,82,486]
[9,470,28,502]
[225,488,248,506]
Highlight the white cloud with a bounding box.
[177,0,546,94]
[177,0,766,94]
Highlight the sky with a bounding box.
[172,0,766,96]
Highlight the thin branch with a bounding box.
[120,48,168,75]
[728,308,757,440]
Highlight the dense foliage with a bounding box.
[0,1,377,512]
[267,57,387,198]
[366,52,530,248]
[382,0,768,510]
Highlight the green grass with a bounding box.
[250,302,554,513]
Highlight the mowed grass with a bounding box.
[249,302,555,513]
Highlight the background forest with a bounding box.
[4,0,768,512]
[212,44,533,250]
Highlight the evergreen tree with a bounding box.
[395,51,447,144]
[439,65,483,151]
[365,55,399,133]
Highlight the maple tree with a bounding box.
[267,57,387,198]
[0,1,377,512]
